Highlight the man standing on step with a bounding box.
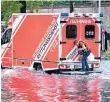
[74,40,91,72]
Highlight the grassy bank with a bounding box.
[105,47,110,58]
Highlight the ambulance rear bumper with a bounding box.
[59,61,100,69]
[60,60,100,64]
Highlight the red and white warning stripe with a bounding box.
[30,17,69,68]
[1,15,27,58]
[41,30,59,60]
[66,45,78,60]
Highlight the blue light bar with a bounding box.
[61,13,68,17]
[100,13,103,17]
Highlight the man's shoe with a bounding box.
[79,69,84,72]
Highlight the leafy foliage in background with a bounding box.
[1,1,23,23]
[1,0,51,24]
[26,0,56,12]
[26,0,43,12]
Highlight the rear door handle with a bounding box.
[60,41,67,44]
[95,41,101,43]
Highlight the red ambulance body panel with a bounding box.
[12,14,59,70]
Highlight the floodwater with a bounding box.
[1,60,110,102]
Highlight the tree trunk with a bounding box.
[19,1,26,13]
[70,1,74,13]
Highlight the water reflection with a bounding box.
[1,68,104,102]
[100,79,110,102]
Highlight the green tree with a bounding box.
[26,0,43,13]
[1,1,23,23]
[26,0,55,13]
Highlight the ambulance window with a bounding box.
[85,25,95,39]
[1,29,12,45]
[66,25,77,39]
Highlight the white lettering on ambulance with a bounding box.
[70,19,91,24]
[32,19,56,59]
[37,22,58,59]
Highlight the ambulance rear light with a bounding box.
[83,14,89,17]
[59,64,69,69]
[61,13,68,17]
[68,13,100,18]
[74,14,80,17]
[83,14,96,17]
[69,13,81,17]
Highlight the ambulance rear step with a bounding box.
[59,61,100,69]
[60,61,100,64]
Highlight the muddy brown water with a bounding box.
[1,60,110,102]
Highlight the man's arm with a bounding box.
[78,43,86,51]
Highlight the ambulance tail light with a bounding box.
[59,64,69,69]
[61,13,68,17]
[92,63,100,68]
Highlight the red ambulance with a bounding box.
[1,13,103,72]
